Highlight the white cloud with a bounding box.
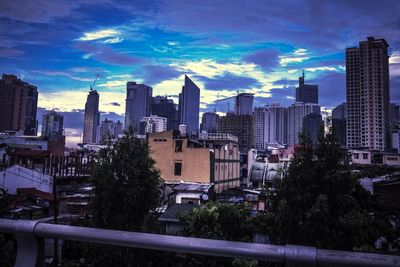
[305,66,338,72]
[78,29,120,41]
[293,48,307,56]
[279,48,310,66]
[389,51,400,64]
[38,90,125,115]
[102,37,124,44]
[279,56,309,66]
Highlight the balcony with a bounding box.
[0,219,399,267]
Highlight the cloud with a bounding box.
[109,102,121,106]
[142,64,182,85]
[0,47,24,58]
[31,70,94,82]
[272,78,298,86]
[76,43,144,65]
[243,49,280,71]
[279,48,310,66]
[197,73,261,91]
[78,29,120,41]
[102,37,124,44]
[309,71,346,108]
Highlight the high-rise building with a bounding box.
[151,96,179,130]
[346,37,390,151]
[125,82,152,130]
[235,93,254,115]
[83,89,100,144]
[332,102,347,146]
[0,74,38,135]
[200,112,219,133]
[41,109,64,141]
[99,119,124,144]
[139,115,167,135]
[296,71,318,104]
[288,102,321,145]
[217,114,253,152]
[178,75,200,135]
[253,104,288,150]
[390,103,400,129]
[303,113,323,144]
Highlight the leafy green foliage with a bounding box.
[179,202,254,242]
[263,130,378,251]
[81,128,163,266]
[178,202,256,266]
[89,127,162,231]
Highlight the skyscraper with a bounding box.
[200,112,219,133]
[151,96,179,130]
[303,113,323,144]
[346,37,390,151]
[296,71,318,104]
[332,102,347,146]
[288,102,321,145]
[178,75,200,135]
[41,109,64,141]
[217,114,253,152]
[235,93,254,115]
[83,89,100,144]
[254,104,288,150]
[125,82,152,130]
[139,115,167,135]
[99,119,124,144]
[0,74,38,135]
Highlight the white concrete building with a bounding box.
[0,165,53,194]
[288,102,321,145]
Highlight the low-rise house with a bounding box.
[149,131,240,193]
[167,182,213,205]
[158,203,197,235]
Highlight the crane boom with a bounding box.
[90,74,100,91]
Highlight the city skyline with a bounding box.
[1,0,400,145]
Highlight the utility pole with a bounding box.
[52,174,58,266]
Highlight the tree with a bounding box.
[82,127,163,265]
[263,129,378,251]
[178,202,257,266]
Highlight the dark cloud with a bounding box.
[142,64,181,85]
[76,43,144,66]
[37,107,84,130]
[197,73,261,91]
[109,102,121,106]
[243,49,280,71]
[309,71,346,108]
[100,112,124,123]
[272,78,298,86]
[154,0,400,50]
[391,76,400,103]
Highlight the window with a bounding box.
[174,162,182,176]
[363,153,368,160]
[175,140,183,152]
[353,153,359,159]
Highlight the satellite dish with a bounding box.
[201,194,209,201]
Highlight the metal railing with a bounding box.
[0,219,399,267]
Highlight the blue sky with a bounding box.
[1,0,400,145]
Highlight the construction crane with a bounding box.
[213,92,220,112]
[90,74,100,91]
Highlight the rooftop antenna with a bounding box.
[90,74,100,91]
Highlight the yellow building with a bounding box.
[149,131,240,193]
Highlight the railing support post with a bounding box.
[14,220,44,267]
[285,245,317,267]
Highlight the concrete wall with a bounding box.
[0,165,52,194]
[149,131,210,184]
